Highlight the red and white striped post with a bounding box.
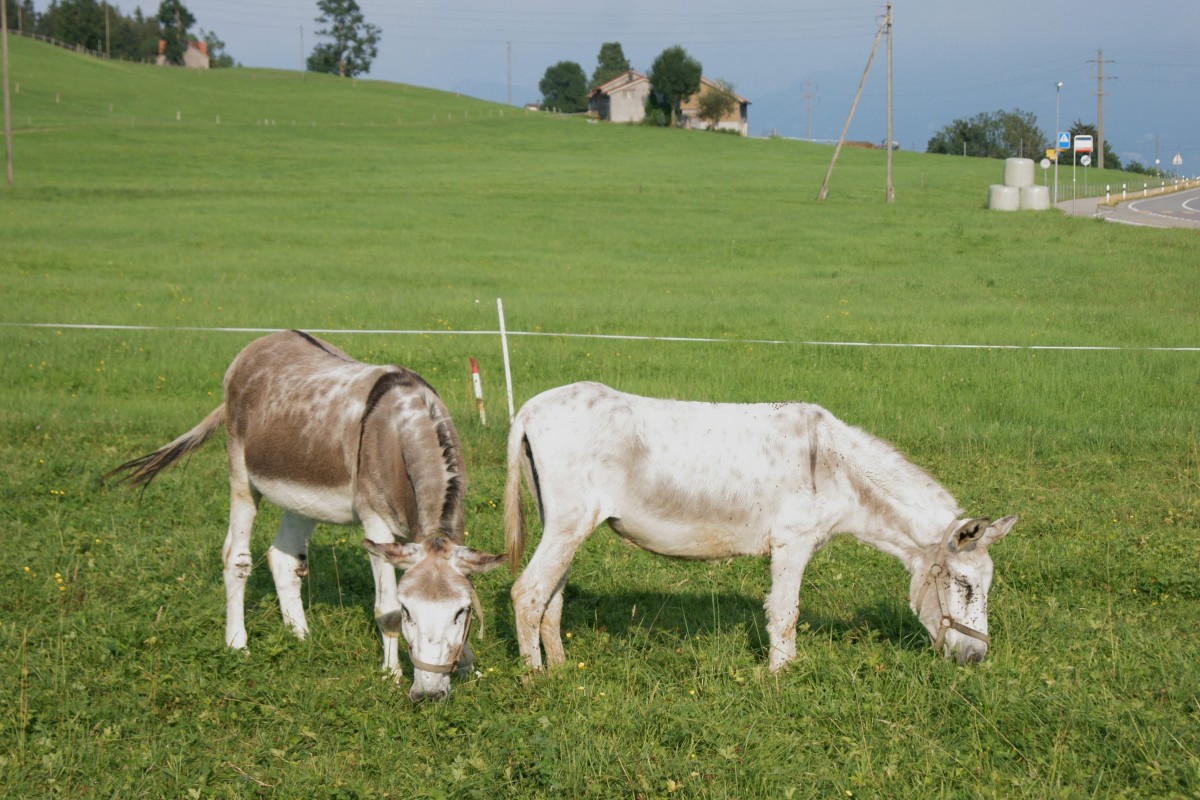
[469,357,486,425]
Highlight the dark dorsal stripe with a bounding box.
[291,329,352,362]
[363,369,420,420]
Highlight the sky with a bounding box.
[62,1,1200,172]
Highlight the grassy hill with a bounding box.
[1,37,1198,799]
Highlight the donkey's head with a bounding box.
[363,538,505,702]
[909,516,1017,664]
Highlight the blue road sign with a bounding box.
[1057,132,1071,150]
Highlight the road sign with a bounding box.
[1045,148,1057,161]
[1080,155,1091,167]
[1057,132,1071,150]
[1173,154,1183,167]
[1040,158,1051,169]
[1074,134,1093,153]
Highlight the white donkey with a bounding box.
[106,330,504,701]
[504,382,1017,671]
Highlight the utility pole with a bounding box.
[885,2,894,204]
[817,13,885,201]
[801,81,817,141]
[507,41,512,106]
[2,0,13,186]
[1088,49,1113,169]
[104,3,111,57]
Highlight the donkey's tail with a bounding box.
[503,411,531,576]
[102,405,226,487]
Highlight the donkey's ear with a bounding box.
[947,518,991,552]
[450,547,507,575]
[979,515,1018,547]
[362,539,423,568]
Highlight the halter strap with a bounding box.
[915,524,991,652]
[408,583,486,675]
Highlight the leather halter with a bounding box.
[407,583,485,675]
[914,521,991,653]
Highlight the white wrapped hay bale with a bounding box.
[1020,185,1050,210]
[988,184,1020,211]
[1004,157,1035,188]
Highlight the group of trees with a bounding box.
[539,42,738,130]
[537,42,637,114]
[2,0,384,77]
[926,109,1045,160]
[926,109,1123,170]
[5,0,234,66]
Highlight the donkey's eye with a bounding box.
[453,608,468,624]
[400,605,413,623]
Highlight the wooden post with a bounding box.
[817,17,884,201]
[2,0,13,186]
[885,3,894,204]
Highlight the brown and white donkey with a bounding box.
[105,330,503,701]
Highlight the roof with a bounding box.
[696,77,750,105]
[590,70,649,98]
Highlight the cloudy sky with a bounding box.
[99,0,1200,171]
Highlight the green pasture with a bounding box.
[1,37,1198,798]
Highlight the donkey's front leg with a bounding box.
[362,518,404,679]
[268,511,317,640]
[764,533,819,672]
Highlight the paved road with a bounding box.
[1058,186,1200,229]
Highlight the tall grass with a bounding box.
[1,37,1197,798]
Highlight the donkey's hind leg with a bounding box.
[269,511,317,640]
[540,581,568,667]
[222,451,259,650]
[511,513,595,671]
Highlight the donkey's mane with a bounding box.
[431,410,465,538]
[834,418,960,524]
[361,369,465,540]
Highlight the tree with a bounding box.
[591,41,629,89]
[199,28,235,68]
[1124,160,1163,178]
[111,7,167,62]
[306,0,381,78]
[8,0,36,34]
[157,0,196,65]
[36,0,105,51]
[1062,120,1121,170]
[538,61,587,112]
[648,46,701,127]
[695,78,737,131]
[926,108,1045,160]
